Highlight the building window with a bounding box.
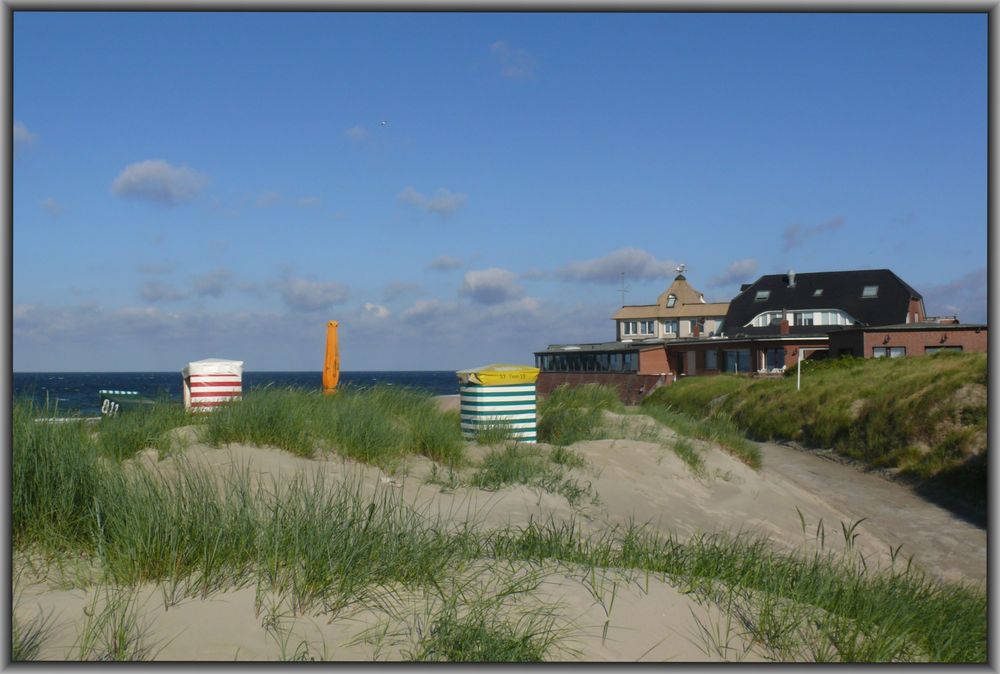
[794,312,814,326]
[641,320,655,335]
[873,346,906,358]
[754,290,770,302]
[926,346,963,355]
[666,294,676,308]
[705,349,718,370]
[663,319,678,334]
[813,289,823,296]
[724,349,751,373]
[765,349,785,370]
[862,285,879,298]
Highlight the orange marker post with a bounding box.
[323,320,340,394]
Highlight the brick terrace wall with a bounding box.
[862,328,988,356]
[638,347,671,375]
[536,372,668,405]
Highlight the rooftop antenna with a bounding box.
[619,272,630,307]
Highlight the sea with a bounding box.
[12,371,459,417]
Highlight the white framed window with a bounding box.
[862,285,879,298]
[754,290,770,302]
[666,294,676,308]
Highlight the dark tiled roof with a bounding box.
[722,269,923,335]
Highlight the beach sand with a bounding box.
[14,398,985,662]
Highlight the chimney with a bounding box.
[779,318,790,335]
[787,269,796,288]
[693,322,701,338]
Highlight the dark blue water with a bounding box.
[13,371,459,416]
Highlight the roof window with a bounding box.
[813,289,823,296]
[666,294,676,308]
[862,285,879,298]
[754,290,770,302]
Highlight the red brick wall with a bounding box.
[862,328,988,356]
[639,347,670,375]
[907,298,925,323]
[535,372,668,405]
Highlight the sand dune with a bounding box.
[14,404,985,662]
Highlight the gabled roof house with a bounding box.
[535,266,975,404]
[612,271,729,340]
[721,269,925,337]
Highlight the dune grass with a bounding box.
[13,385,987,662]
[484,518,986,662]
[12,432,987,662]
[95,401,192,461]
[470,444,597,506]
[643,353,986,503]
[537,384,623,446]
[201,385,465,468]
[637,404,761,469]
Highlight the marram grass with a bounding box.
[12,386,987,662]
[201,385,465,468]
[643,353,986,502]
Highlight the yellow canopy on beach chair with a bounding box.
[455,364,540,387]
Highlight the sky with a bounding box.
[11,11,988,371]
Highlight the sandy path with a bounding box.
[754,441,986,586]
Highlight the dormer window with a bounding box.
[754,290,770,302]
[666,295,676,308]
[862,285,879,298]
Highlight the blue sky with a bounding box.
[12,11,987,371]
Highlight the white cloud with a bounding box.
[397,186,467,219]
[491,40,537,79]
[111,159,209,206]
[40,197,63,217]
[460,268,525,305]
[556,248,678,284]
[279,277,350,312]
[361,303,390,320]
[709,259,759,287]
[13,120,37,153]
[428,255,463,271]
[296,196,322,208]
[783,216,845,251]
[345,125,369,141]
